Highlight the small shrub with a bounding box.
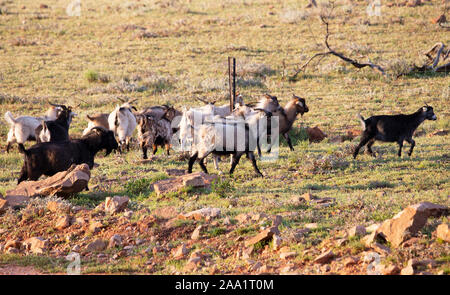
[211,178,232,198]
[85,70,99,83]
[208,227,226,237]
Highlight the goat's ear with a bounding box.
[422,106,427,112]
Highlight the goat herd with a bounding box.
[3,94,437,187]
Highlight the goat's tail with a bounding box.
[18,143,28,155]
[4,111,16,126]
[357,113,366,130]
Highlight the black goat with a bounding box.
[35,105,75,143]
[353,105,437,159]
[18,127,118,183]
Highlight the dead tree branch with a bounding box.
[291,9,386,79]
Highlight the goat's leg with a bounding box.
[353,133,373,159]
[257,138,262,157]
[284,133,294,151]
[406,138,415,156]
[247,152,263,177]
[229,153,243,175]
[6,142,12,153]
[188,152,198,173]
[17,166,28,184]
[365,138,376,157]
[198,158,209,174]
[165,143,170,156]
[142,145,148,159]
[397,140,404,157]
[152,144,158,155]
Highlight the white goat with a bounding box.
[108,102,137,152]
[187,109,273,177]
[4,105,64,152]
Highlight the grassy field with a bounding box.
[0,0,449,274]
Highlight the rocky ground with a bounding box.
[0,171,448,275]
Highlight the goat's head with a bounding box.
[256,93,282,114]
[421,105,437,121]
[292,94,309,116]
[87,127,119,156]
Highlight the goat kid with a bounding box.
[36,105,76,143]
[353,105,437,159]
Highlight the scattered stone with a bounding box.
[242,246,254,259]
[172,244,189,259]
[436,223,450,242]
[244,227,278,247]
[4,240,21,252]
[108,234,123,248]
[223,217,231,225]
[376,264,400,275]
[307,126,327,143]
[273,235,282,251]
[314,250,334,264]
[166,169,186,176]
[104,196,129,214]
[343,256,359,267]
[0,195,29,211]
[366,223,381,233]
[400,265,415,275]
[55,215,71,230]
[371,242,391,255]
[191,225,203,240]
[271,215,283,227]
[153,172,217,196]
[89,220,104,234]
[280,251,297,260]
[23,237,49,254]
[46,201,70,213]
[86,239,107,252]
[6,164,90,199]
[321,264,331,273]
[376,202,448,247]
[236,213,252,224]
[348,225,366,237]
[0,198,7,213]
[178,207,221,221]
[335,238,348,247]
[291,228,311,242]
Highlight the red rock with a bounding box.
[55,215,71,230]
[244,227,278,247]
[348,225,366,237]
[153,172,217,196]
[85,239,107,252]
[436,223,450,242]
[104,196,129,214]
[307,126,327,143]
[6,164,90,199]
[376,202,448,247]
[23,237,48,254]
[314,250,334,264]
[178,207,221,221]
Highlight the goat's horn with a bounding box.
[116,97,125,103]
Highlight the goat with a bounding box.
[188,109,273,177]
[108,102,137,152]
[36,105,75,143]
[17,127,118,183]
[269,94,309,151]
[4,103,70,152]
[353,105,437,159]
[82,113,109,136]
[140,105,182,133]
[136,111,173,159]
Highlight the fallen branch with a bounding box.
[291,7,385,79]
